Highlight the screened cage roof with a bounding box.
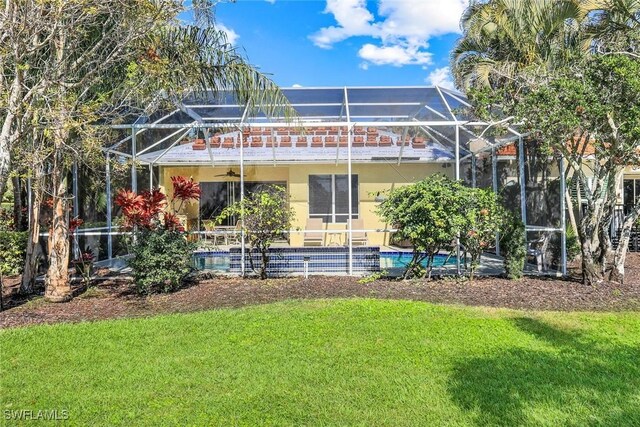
[178,86,473,123]
[109,86,523,166]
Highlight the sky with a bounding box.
[213,0,469,89]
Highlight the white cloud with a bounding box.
[310,0,376,48]
[310,0,468,68]
[425,66,455,90]
[217,22,239,46]
[265,0,276,3]
[358,43,432,66]
[292,83,303,88]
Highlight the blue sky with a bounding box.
[213,0,468,88]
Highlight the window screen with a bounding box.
[309,174,358,223]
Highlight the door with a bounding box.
[200,181,287,226]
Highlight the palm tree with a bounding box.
[452,0,639,91]
[451,0,640,285]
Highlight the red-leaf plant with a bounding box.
[115,176,200,232]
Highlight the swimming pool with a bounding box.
[193,251,231,272]
[379,252,455,269]
[194,250,456,274]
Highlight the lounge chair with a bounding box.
[304,218,324,246]
[348,218,368,246]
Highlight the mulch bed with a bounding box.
[1,253,639,329]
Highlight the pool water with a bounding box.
[380,252,455,269]
[193,252,230,272]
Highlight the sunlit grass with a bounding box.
[2,299,639,426]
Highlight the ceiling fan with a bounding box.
[215,169,245,178]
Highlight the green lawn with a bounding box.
[2,299,640,426]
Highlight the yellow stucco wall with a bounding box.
[161,162,451,246]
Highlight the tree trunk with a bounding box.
[45,170,71,302]
[0,76,22,204]
[581,242,604,285]
[609,205,640,284]
[578,206,604,285]
[20,171,44,294]
[565,189,579,247]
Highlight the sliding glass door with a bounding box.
[200,181,287,226]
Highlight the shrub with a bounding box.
[460,187,506,280]
[501,217,526,279]
[217,185,294,279]
[377,175,467,279]
[115,176,201,293]
[127,229,195,294]
[0,231,28,276]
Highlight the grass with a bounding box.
[1,299,640,426]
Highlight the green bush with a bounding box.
[0,231,28,276]
[460,187,506,280]
[127,230,195,294]
[376,175,468,279]
[501,217,526,279]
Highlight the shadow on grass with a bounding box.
[448,317,640,426]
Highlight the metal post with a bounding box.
[492,146,500,256]
[72,161,80,257]
[72,162,79,218]
[560,156,567,276]
[131,126,137,193]
[518,135,527,224]
[471,154,477,188]
[27,178,32,228]
[149,164,153,191]
[455,125,461,275]
[344,87,353,275]
[105,152,113,260]
[240,128,245,277]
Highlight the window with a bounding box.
[623,179,640,215]
[309,174,358,223]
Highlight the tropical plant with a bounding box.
[501,216,527,280]
[127,229,195,294]
[2,0,296,301]
[216,185,295,279]
[516,54,640,283]
[115,176,201,293]
[452,0,640,285]
[0,231,28,276]
[377,175,468,280]
[460,188,506,280]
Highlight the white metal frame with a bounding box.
[72,86,567,276]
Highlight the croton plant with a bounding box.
[115,176,201,232]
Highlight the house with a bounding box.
[142,126,457,247]
[131,87,473,248]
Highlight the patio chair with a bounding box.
[227,220,243,245]
[348,218,368,246]
[202,220,224,246]
[527,234,550,273]
[304,218,324,246]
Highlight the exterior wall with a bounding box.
[161,162,451,246]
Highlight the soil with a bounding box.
[1,253,639,329]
